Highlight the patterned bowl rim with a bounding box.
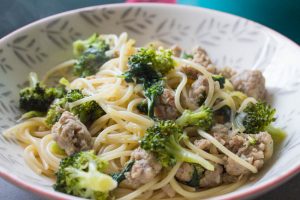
[0,3,300,200]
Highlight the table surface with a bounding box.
[0,1,299,200]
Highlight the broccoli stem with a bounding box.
[66,161,117,192]
[165,135,214,171]
[176,111,207,127]
[265,125,286,144]
[51,142,66,156]
[28,72,39,87]
[19,111,45,121]
[146,93,155,118]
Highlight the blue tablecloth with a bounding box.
[0,1,299,200]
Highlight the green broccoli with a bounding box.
[45,89,80,126]
[111,161,135,185]
[66,89,104,125]
[45,89,105,126]
[73,34,110,77]
[73,34,105,57]
[123,47,175,84]
[45,105,64,126]
[66,89,85,102]
[212,74,225,89]
[71,100,105,126]
[152,48,175,75]
[140,120,214,170]
[122,47,175,118]
[234,101,286,143]
[144,80,164,118]
[54,151,117,200]
[19,72,65,112]
[176,106,213,131]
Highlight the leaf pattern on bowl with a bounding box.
[7,35,48,68]
[0,99,20,158]
[116,7,156,35]
[189,18,264,50]
[151,18,190,45]
[0,49,13,74]
[0,83,11,98]
[252,40,277,71]
[213,55,244,69]
[79,8,115,27]
[42,19,82,49]
[190,17,224,46]
[0,99,19,117]
[229,19,261,43]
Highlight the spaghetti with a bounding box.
[3,32,282,200]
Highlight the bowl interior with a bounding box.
[1,3,300,199]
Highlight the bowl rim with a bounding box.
[0,3,300,200]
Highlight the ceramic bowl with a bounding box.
[0,3,300,200]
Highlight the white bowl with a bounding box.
[0,3,300,200]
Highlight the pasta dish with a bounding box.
[3,33,286,200]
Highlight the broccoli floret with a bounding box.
[111,161,135,184]
[152,48,175,75]
[73,48,109,78]
[45,90,84,126]
[71,100,105,126]
[19,72,65,112]
[54,151,117,200]
[45,105,64,126]
[73,34,105,57]
[212,74,225,89]
[122,63,160,85]
[123,50,160,84]
[124,47,175,84]
[176,106,213,131]
[130,47,174,76]
[144,80,164,118]
[140,120,214,170]
[123,47,174,118]
[45,89,79,126]
[73,34,110,77]
[234,101,286,143]
[66,89,85,102]
[234,102,275,133]
[66,89,104,125]
[45,89,104,126]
